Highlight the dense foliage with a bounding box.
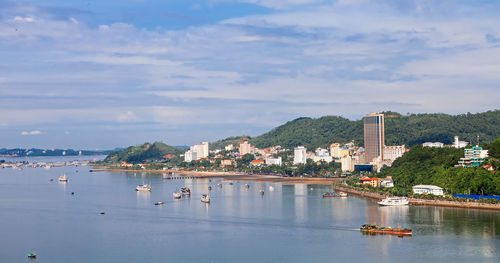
[231,110,500,150]
[377,145,500,196]
[103,142,184,164]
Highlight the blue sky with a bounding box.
[1,0,499,149]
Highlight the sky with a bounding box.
[1,0,499,149]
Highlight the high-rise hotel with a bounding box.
[363,112,385,163]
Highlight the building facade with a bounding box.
[293,146,307,165]
[363,113,385,163]
[265,157,282,166]
[412,185,444,196]
[341,155,354,172]
[422,142,444,148]
[239,141,252,156]
[383,145,406,162]
[456,146,488,167]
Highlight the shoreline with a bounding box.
[90,168,341,184]
[333,185,500,211]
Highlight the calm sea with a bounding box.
[0,157,498,263]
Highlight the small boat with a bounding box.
[269,186,274,191]
[229,182,233,185]
[136,184,151,191]
[322,192,347,198]
[27,253,37,258]
[173,192,181,199]
[155,201,164,206]
[181,187,191,195]
[245,184,250,188]
[58,175,69,182]
[208,186,212,191]
[217,183,222,188]
[360,224,412,236]
[378,197,409,206]
[259,190,265,195]
[201,194,210,203]
[99,211,105,215]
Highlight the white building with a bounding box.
[422,142,444,148]
[239,141,252,156]
[225,144,234,151]
[313,148,333,163]
[341,155,354,172]
[453,136,468,148]
[185,142,208,161]
[265,157,282,166]
[412,185,444,196]
[293,146,307,165]
[184,150,196,162]
[380,179,394,188]
[330,143,341,158]
[383,145,406,162]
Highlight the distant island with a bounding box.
[0,148,112,157]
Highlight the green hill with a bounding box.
[243,110,500,150]
[103,142,184,164]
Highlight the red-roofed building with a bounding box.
[250,160,264,167]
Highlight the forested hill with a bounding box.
[245,110,500,150]
[103,142,184,163]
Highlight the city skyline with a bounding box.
[1,1,500,149]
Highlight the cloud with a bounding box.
[13,16,35,22]
[21,130,41,136]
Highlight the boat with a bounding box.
[173,192,181,199]
[136,184,151,191]
[58,175,69,182]
[259,190,265,195]
[201,194,210,203]
[229,182,233,185]
[181,187,191,195]
[360,224,412,236]
[217,183,222,188]
[322,192,347,198]
[208,186,212,191]
[378,197,409,206]
[245,184,250,188]
[269,186,274,191]
[27,253,37,259]
[155,201,164,206]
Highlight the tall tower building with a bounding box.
[363,113,384,163]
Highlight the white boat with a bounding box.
[155,201,164,206]
[58,175,69,182]
[181,187,191,195]
[136,184,151,191]
[269,186,274,191]
[201,194,210,203]
[378,197,409,206]
[338,192,348,197]
[173,192,181,199]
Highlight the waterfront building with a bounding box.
[265,157,282,166]
[453,136,468,148]
[363,113,385,163]
[220,159,234,168]
[341,155,354,172]
[187,142,209,161]
[184,150,196,162]
[422,142,444,148]
[359,176,380,187]
[293,146,307,165]
[380,177,394,187]
[383,145,406,163]
[239,141,252,156]
[313,148,333,163]
[412,185,444,196]
[456,146,488,167]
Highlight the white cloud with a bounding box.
[13,16,34,23]
[117,110,137,122]
[21,130,41,136]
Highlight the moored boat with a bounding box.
[58,175,69,182]
[27,253,37,258]
[181,187,191,195]
[378,197,409,206]
[201,194,210,203]
[136,184,151,191]
[322,192,347,198]
[155,201,164,206]
[173,192,181,199]
[360,224,412,236]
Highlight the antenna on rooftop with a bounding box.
[476,134,479,147]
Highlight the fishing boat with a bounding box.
[173,192,181,199]
[27,253,37,258]
[269,186,274,191]
[58,174,69,182]
[208,186,212,191]
[136,184,151,191]
[360,224,412,236]
[155,201,164,206]
[217,183,222,188]
[245,184,250,189]
[201,194,210,203]
[181,187,191,195]
[378,197,409,206]
[259,190,265,195]
[322,192,347,198]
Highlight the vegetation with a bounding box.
[235,110,500,150]
[102,142,184,164]
[376,145,500,196]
